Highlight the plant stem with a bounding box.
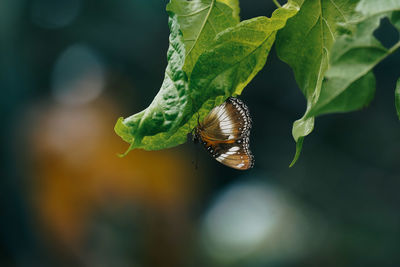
[273,0,282,8]
[388,40,400,55]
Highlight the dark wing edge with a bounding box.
[198,97,254,170]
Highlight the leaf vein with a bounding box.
[329,0,348,23]
[186,0,215,57]
[200,33,274,96]
[323,17,335,41]
[208,19,218,34]
[178,5,210,17]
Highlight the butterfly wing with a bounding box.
[197,97,254,170]
[200,97,251,141]
[213,138,254,170]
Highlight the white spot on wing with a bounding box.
[229,146,240,152]
[216,155,225,162]
[220,118,233,135]
[237,163,245,168]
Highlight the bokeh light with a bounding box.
[52,44,105,106]
[201,178,313,265]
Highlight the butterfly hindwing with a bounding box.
[213,137,254,170]
[196,97,254,170]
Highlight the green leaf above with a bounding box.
[276,0,359,166]
[277,0,400,166]
[218,0,240,21]
[166,0,239,74]
[308,1,400,137]
[115,1,300,153]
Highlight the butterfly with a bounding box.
[193,97,254,170]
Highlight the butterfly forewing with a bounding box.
[202,99,251,140]
[196,97,254,170]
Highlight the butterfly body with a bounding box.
[193,97,254,170]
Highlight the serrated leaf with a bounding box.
[167,0,239,74]
[276,0,358,165]
[115,1,300,153]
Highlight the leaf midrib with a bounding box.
[307,0,328,104]
[186,0,216,57]
[194,32,275,99]
[308,0,351,106]
[309,41,400,115]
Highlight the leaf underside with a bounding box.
[167,0,239,74]
[277,0,400,166]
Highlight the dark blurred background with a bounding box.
[1,0,400,266]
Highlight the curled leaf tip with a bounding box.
[117,153,126,158]
[289,137,304,167]
[117,141,136,158]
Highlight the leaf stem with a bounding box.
[272,0,282,8]
[388,40,400,55]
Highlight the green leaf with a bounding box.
[307,15,387,117]
[308,1,400,117]
[276,0,359,165]
[392,11,400,30]
[166,0,239,74]
[218,0,240,21]
[289,137,304,167]
[396,78,400,120]
[165,2,301,150]
[190,6,301,103]
[115,1,300,153]
[114,14,190,151]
